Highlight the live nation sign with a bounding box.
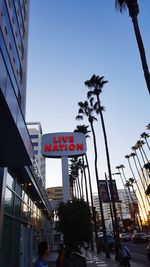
[41,132,87,158]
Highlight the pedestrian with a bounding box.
[83,242,89,255]
[118,243,131,267]
[35,241,50,267]
[56,243,65,267]
[64,247,87,267]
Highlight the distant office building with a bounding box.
[27,122,46,187]
[93,189,137,230]
[0,1,52,267]
[47,186,63,201]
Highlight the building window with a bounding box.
[14,196,21,217]
[6,172,15,189]
[0,216,12,265]
[30,134,38,139]
[32,142,38,147]
[4,187,14,214]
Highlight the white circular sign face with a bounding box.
[41,132,87,158]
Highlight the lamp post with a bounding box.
[105,172,121,260]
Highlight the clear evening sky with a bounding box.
[26,0,150,192]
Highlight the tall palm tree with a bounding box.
[127,152,149,221]
[135,141,150,182]
[74,124,95,251]
[126,178,142,230]
[76,100,109,256]
[124,179,137,229]
[118,164,135,219]
[115,0,150,94]
[132,145,149,187]
[77,157,89,202]
[70,158,82,199]
[136,140,149,163]
[85,74,120,256]
[117,164,144,227]
[130,152,147,192]
[141,132,150,151]
[146,123,150,130]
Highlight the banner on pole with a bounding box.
[108,179,120,203]
[98,179,120,203]
[98,180,110,203]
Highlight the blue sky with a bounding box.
[26,0,150,192]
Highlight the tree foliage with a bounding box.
[57,199,92,249]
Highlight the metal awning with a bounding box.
[0,90,33,166]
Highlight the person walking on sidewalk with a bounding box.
[35,241,50,267]
[83,242,89,255]
[118,244,131,267]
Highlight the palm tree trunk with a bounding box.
[137,148,150,184]
[130,183,142,231]
[77,177,82,199]
[80,170,84,198]
[97,96,120,258]
[132,16,150,94]
[141,146,149,163]
[74,181,77,198]
[90,120,109,257]
[145,137,150,151]
[135,151,149,187]
[82,156,89,203]
[81,158,94,252]
[132,154,149,197]
[126,157,149,220]
[85,154,97,252]
[117,168,131,208]
[133,153,150,215]
[71,184,74,199]
[121,167,136,228]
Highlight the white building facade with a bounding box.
[93,189,137,230]
[27,122,46,187]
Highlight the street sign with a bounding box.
[41,132,87,158]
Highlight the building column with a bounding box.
[0,167,7,243]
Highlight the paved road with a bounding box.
[122,241,149,267]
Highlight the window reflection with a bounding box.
[14,196,21,217]
[6,172,14,189]
[4,188,14,214]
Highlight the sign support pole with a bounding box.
[62,156,70,202]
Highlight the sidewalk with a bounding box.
[86,250,146,267]
[47,249,147,267]
[86,251,117,267]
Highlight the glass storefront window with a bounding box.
[21,202,29,221]
[4,187,14,214]
[14,196,21,217]
[0,216,12,266]
[15,180,22,196]
[6,172,15,189]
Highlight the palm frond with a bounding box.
[87,90,94,99]
[76,115,83,121]
[78,101,85,109]
[92,116,98,121]
[89,97,95,107]
[115,0,127,13]
[78,108,84,114]
[93,101,99,111]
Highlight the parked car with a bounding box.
[98,233,115,251]
[119,233,131,242]
[141,235,150,244]
[132,233,146,243]
[146,243,150,261]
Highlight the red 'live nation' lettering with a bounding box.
[44,143,84,152]
[53,136,74,143]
